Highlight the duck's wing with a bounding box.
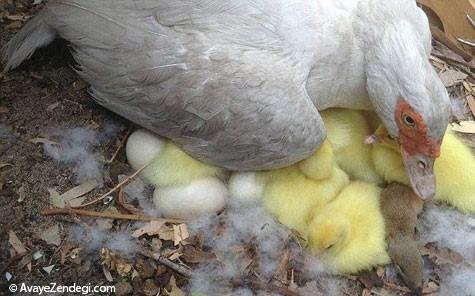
[7,0,326,169]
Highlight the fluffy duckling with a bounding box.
[380,183,424,293]
[262,166,349,235]
[228,140,350,234]
[126,129,228,219]
[371,126,475,214]
[307,182,390,274]
[320,109,383,184]
[260,140,349,235]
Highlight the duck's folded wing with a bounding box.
[12,0,327,169]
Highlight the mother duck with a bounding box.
[2,0,450,199]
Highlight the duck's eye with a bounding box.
[403,114,416,127]
[325,243,335,250]
[387,134,395,140]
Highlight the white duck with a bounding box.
[3,0,450,201]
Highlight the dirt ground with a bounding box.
[1,1,475,296]
[0,1,134,294]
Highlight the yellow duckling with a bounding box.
[307,182,390,274]
[371,125,475,214]
[126,129,228,218]
[228,140,349,234]
[320,109,383,184]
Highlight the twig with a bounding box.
[106,128,132,164]
[139,249,192,278]
[40,207,184,223]
[272,248,290,284]
[73,163,148,208]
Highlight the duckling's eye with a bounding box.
[387,134,395,140]
[325,243,335,250]
[402,113,416,127]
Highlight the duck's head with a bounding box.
[364,16,449,200]
[307,213,350,255]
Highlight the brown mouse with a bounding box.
[380,182,424,294]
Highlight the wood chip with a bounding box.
[451,121,475,133]
[0,106,9,114]
[132,220,167,238]
[173,224,189,246]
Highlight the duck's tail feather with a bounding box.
[1,9,57,73]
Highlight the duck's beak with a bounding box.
[401,149,436,200]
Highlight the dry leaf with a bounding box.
[440,69,468,87]
[48,180,96,208]
[451,121,475,133]
[0,163,13,169]
[132,220,167,238]
[0,106,9,114]
[181,245,215,264]
[29,137,59,146]
[9,231,27,255]
[38,224,61,246]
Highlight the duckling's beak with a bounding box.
[401,149,436,200]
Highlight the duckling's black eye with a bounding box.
[387,134,395,140]
[403,114,416,127]
[325,243,335,250]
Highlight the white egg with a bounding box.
[228,172,264,205]
[153,177,228,219]
[125,129,165,171]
